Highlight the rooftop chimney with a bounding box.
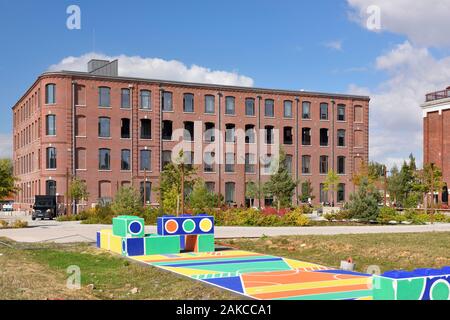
[87,59,118,77]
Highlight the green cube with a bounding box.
[112,216,145,238]
[144,234,180,255]
[197,234,215,252]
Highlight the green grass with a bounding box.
[0,239,238,300]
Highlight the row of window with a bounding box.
[14,88,40,127]
[45,145,347,176]
[46,115,352,148]
[46,83,365,122]
[16,177,347,205]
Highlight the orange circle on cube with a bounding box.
[165,219,179,234]
[199,218,213,232]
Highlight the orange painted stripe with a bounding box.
[243,270,364,288]
[141,253,264,263]
[251,283,371,300]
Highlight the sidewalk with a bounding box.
[1,215,450,243]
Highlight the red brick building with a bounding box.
[12,60,370,210]
[422,86,450,203]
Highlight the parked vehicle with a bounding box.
[31,196,65,220]
[1,203,13,212]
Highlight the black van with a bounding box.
[31,196,64,220]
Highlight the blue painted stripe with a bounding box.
[164,257,283,268]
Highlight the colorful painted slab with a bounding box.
[131,250,372,300]
[373,267,450,300]
[157,214,214,236]
[97,229,180,257]
[112,216,145,238]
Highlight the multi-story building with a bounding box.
[12,59,370,210]
[422,86,450,203]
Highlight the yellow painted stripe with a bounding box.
[132,250,260,262]
[246,278,370,295]
[160,266,222,276]
[283,258,327,269]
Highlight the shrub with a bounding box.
[404,209,429,225]
[111,187,143,216]
[10,220,28,228]
[377,207,399,224]
[345,178,381,221]
[0,219,8,228]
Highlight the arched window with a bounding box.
[99,148,111,170]
[140,90,151,109]
[46,147,57,169]
[265,99,274,117]
[46,180,57,196]
[98,87,111,107]
[183,93,194,112]
[45,84,56,104]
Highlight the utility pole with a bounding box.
[66,167,71,215]
[431,163,435,224]
[180,163,185,216]
[384,165,388,207]
[143,169,147,207]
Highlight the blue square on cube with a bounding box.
[126,238,144,256]
[96,231,101,248]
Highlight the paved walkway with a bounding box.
[1,214,450,243]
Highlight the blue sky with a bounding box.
[1,0,450,168]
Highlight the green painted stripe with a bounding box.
[185,260,291,274]
[275,290,373,300]
[151,255,274,266]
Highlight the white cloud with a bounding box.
[0,134,12,159]
[348,41,450,169]
[48,53,254,87]
[347,0,450,47]
[323,40,343,51]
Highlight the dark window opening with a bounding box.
[284,127,293,145]
[162,120,173,140]
[320,128,329,146]
[121,118,130,139]
[302,128,311,146]
[184,121,194,141]
[140,119,152,139]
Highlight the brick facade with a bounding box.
[12,67,370,210]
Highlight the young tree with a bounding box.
[69,178,89,214]
[189,180,219,213]
[323,169,340,206]
[162,185,180,215]
[245,181,264,208]
[300,180,315,203]
[263,149,298,212]
[0,159,17,200]
[413,163,443,222]
[345,178,382,222]
[159,150,197,214]
[111,186,142,216]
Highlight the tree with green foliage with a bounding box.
[162,185,180,215]
[345,178,382,221]
[189,180,219,213]
[245,181,265,208]
[0,159,17,200]
[413,163,444,221]
[69,178,89,214]
[323,170,340,206]
[263,149,298,212]
[299,180,315,203]
[159,150,198,213]
[111,186,142,216]
[387,154,421,207]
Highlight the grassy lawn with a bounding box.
[0,238,238,300]
[1,232,449,300]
